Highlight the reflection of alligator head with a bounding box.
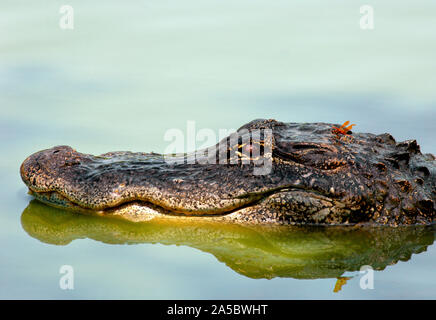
[20,119,435,225]
[22,201,436,280]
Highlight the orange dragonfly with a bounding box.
[333,276,352,293]
[332,121,356,137]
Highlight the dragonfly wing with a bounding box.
[340,121,350,129]
[345,124,356,131]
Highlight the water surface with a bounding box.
[1,0,435,299]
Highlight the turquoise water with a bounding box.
[1,0,435,299]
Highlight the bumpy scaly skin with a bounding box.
[20,119,436,226]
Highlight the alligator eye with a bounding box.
[234,142,262,160]
[240,141,264,159]
[227,138,265,163]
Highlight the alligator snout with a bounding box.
[20,146,80,192]
[20,145,263,216]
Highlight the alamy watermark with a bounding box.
[334,265,375,293]
[163,121,273,175]
[59,5,74,30]
[359,265,374,290]
[360,5,374,30]
[58,5,373,31]
[59,265,74,290]
[58,5,374,31]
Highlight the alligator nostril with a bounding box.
[53,150,60,154]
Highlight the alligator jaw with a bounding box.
[26,188,266,218]
[27,186,339,224]
[26,189,243,217]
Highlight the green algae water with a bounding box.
[1,0,436,299]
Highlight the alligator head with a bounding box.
[20,119,436,225]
